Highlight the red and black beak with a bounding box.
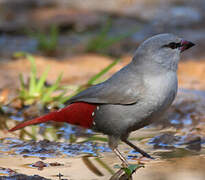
[180,40,195,53]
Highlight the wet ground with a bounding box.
[0,0,205,179]
[0,59,204,180]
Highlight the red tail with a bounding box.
[9,102,97,132]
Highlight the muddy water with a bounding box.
[0,89,205,179]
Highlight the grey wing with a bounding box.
[67,65,143,105]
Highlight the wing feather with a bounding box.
[67,63,143,105]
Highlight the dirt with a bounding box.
[178,60,205,90]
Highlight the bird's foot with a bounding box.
[121,160,129,168]
[109,168,133,180]
[113,148,129,167]
[142,151,155,160]
[122,139,155,160]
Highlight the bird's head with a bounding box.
[133,33,195,71]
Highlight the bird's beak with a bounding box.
[180,40,195,52]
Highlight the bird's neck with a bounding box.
[132,54,178,73]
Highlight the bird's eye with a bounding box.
[163,42,181,49]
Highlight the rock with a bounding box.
[32,161,48,170]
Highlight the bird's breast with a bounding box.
[125,71,178,132]
[143,71,178,117]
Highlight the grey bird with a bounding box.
[9,33,195,165]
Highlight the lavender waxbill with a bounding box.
[10,34,195,165]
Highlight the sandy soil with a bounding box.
[1,154,205,180]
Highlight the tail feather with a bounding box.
[9,112,56,132]
[9,102,97,132]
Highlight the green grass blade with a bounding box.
[99,18,112,37]
[60,59,120,104]
[87,58,120,85]
[59,94,74,104]
[41,73,63,103]
[19,73,25,90]
[13,51,27,59]
[95,157,115,175]
[79,136,108,143]
[20,129,36,140]
[37,33,47,51]
[31,126,38,139]
[26,55,37,95]
[99,28,137,50]
[86,18,138,53]
[36,66,50,92]
[82,156,104,176]
[45,127,58,141]
[93,19,112,49]
[52,91,66,101]
[86,19,112,52]
[49,25,58,50]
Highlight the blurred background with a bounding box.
[0,0,205,180]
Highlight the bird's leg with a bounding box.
[113,148,129,167]
[122,139,154,159]
[108,135,129,167]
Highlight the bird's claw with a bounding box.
[121,161,129,168]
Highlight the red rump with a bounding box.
[9,102,97,131]
[56,102,97,127]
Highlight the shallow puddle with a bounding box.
[0,94,204,179]
[0,89,205,179]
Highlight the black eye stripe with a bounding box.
[163,42,181,49]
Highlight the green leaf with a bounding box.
[123,164,144,176]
